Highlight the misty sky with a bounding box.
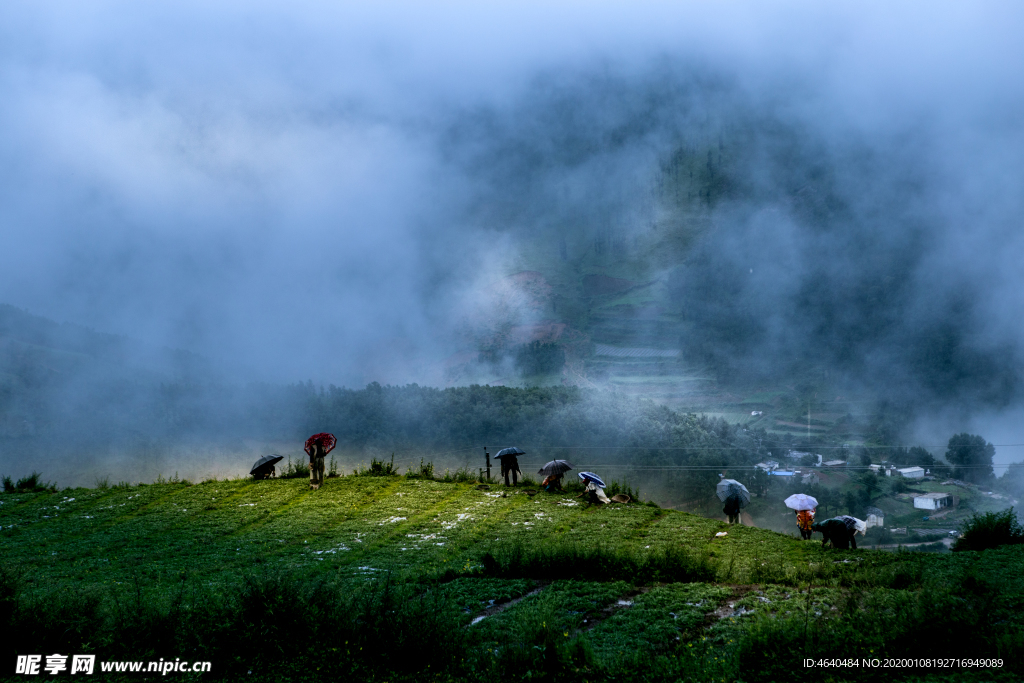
[2,1,1023,394]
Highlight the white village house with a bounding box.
[897,466,926,479]
[788,451,823,466]
[913,492,954,510]
[864,506,884,529]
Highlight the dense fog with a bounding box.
[2,2,1024,484]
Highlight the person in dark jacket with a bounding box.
[500,454,521,487]
[252,462,276,480]
[723,495,742,524]
[812,518,857,550]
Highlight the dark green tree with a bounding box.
[945,433,995,483]
[1001,462,1024,493]
[843,490,859,516]
[514,341,565,377]
[815,486,836,518]
[906,446,935,469]
[857,472,879,509]
[749,467,772,497]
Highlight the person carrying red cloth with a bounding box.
[304,433,336,490]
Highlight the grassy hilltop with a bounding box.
[3,473,1024,682]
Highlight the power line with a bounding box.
[504,444,1024,450]
[507,463,1003,470]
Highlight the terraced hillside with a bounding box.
[2,474,1023,681]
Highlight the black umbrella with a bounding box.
[538,460,573,476]
[495,447,525,459]
[250,454,284,475]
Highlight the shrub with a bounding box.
[355,454,399,477]
[0,569,469,680]
[516,474,538,487]
[1,472,55,493]
[514,340,565,377]
[406,458,435,480]
[953,507,1024,551]
[736,579,1024,682]
[440,467,476,483]
[273,456,306,479]
[864,525,894,545]
[605,479,639,502]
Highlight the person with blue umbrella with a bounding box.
[578,471,610,504]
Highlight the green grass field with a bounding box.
[3,474,1024,682]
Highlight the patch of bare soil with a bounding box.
[467,582,550,626]
[581,587,652,631]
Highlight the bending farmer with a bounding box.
[812,517,858,550]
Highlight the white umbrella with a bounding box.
[784,493,819,511]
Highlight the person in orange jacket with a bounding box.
[796,508,815,540]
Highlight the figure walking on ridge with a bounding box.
[304,433,336,490]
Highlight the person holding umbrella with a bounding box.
[723,496,742,524]
[538,459,572,492]
[716,476,750,525]
[250,454,284,480]
[304,433,336,490]
[495,447,524,487]
[784,493,819,540]
[578,472,610,504]
[796,509,816,540]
